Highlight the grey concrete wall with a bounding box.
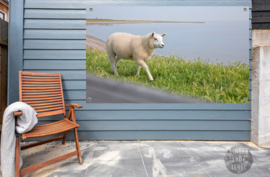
[251,30,270,147]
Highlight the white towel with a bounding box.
[1,102,38,177]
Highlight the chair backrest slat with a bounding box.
[19,71,66,118]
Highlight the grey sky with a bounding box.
[86,6,249,22]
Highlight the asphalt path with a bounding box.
[86,73,206,103]
[86,35,106,51]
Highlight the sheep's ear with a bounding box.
[161,33,167,37]
[151,32,155,37]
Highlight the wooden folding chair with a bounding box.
[14,71,83,177]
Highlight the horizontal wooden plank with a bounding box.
[252,0,270,11]
[252,11,270,18]
[24,0,251,9]
[37,120,251,131]
[24,9,86,19]
[24,30,86,39]
[77,130,251,140]
[62,80,85,90]
[40,110,251,121]
[63,101,251,111]
[23,70,86,80]
[252,17,270,23]
[24,40,85,49]
[24,60,85,69]
[24,19,86,29]
[252,23,270,29]
[252,9,270,12]
[29,131,250,141]
[24,50,85,59]
[64,90,85,100]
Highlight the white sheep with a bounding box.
[106,32,166,81]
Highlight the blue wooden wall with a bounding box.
[8,0,252,140]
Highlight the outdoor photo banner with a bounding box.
[86,6,249,103]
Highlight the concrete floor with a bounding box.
[2,141,270,177]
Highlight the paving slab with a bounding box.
[46,162,89,177]
[84,160,147,177]
[69,141,97,163]
[143,157,209,177]
[177,141,270,177]
[138,141,191,163]
[92,141,141,161]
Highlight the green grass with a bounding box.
[86,48,249,103]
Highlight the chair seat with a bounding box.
[22,118,79,140]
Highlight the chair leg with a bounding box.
[62,131,68,145]
[16,136,20,177]
[73,128,82,164]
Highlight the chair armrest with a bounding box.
[65,103,83,109]
[65,104,82,123]
[14,111,23,117]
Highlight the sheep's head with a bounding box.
[151,32,166,49]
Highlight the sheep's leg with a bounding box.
[110,60,119,75]
[107,49,118,75]
[108,54,118,75]
[115,56,120,70]
[136,65,141,76]
[137,61,154,81]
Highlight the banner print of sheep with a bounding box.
[86,6,249,103]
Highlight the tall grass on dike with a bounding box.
[86,48,249,103]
